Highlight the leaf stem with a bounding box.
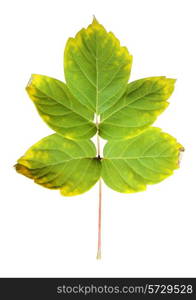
[96,117,100,158]
[97,179,102,259]
[96,115,102,260]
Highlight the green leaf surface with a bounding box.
[64,18,132,114]
[102,127,183,193]
[15,134,101,196]
[99,77,176,140]
[26,74,96,140]
[16,18,184,201]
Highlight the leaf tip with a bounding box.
[13,163,17,170]
[178,145,185,167]
[168,77,177,86]
[26,75,34,90]
[92,15,99,25]
[14,163,33,178]
[26,74,38,93]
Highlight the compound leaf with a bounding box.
[15,134,101,196]
[26,74,96,140]
[99,77,176,140]
[64,18,132,114]
[16,19,184,200]
[102,127,183,193]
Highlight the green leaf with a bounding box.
[101,127,183,193]
[15,19,184,259]
[26,74,97,140]
[99,77,176,140]
[15,134,101,196]
[64,17,132,114]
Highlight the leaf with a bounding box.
[64,17,132,114]
[26,74,97,140]
[101,127,183,193]
[16,19,184,259]
[99,77,176,140]
[15,134,101,196]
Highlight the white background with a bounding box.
[0,0,195,277]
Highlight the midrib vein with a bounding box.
[95,30,99,115]
[104,155,175,159]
